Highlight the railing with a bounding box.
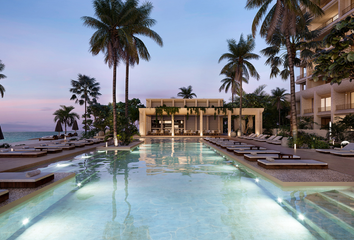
[316,14,339,30]
[336,103,354,110]
[320,0,332,8]
[318,106,331,112]
[343,3,354,16]
[304,108,314,114]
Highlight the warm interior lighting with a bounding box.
[22,218,29,225]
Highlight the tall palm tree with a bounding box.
[122,1,163,117]
[82,0,138,146]
[53,105,80,134]
[0,60,6,98]
[219,68,248,106]
[271,87,288,127]
[246,0,323,140]
[177,86,197,99]
[70,74,101,135]
[218,35,260,135]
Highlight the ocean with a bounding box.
[0,132,82,144]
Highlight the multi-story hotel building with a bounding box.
[138,99,264,136]
[296,0,354,129]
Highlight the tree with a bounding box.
[246,0,323,141]
[218,35,260,135]
[70,74,101,135]
[116,98,145,122]
[313,16,354,85]
[87,103,112,132]
[53,105,80,134]
[82,0,139,146]
[0,60,6,98]
[219,68,248,106]
[122,1,163,117]
[177,86,197,99]
[271,87,288,127]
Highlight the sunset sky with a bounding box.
[0,0,297,132]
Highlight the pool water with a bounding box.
[1,138,354,239]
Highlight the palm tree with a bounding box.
[70,74,101,135]
[271,87,288,127]
[218,35,260,135]
[122,1,163,117]
[219,68,248,107]
[246,0,323,141]
[53,105,80,134]
[82,0,139,146]
[177,86,197,99]
[0,60,6,98]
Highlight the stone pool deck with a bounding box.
[203,137,354,187]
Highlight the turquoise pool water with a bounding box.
[0,138,354,239]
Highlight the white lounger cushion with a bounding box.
[234,150,280,154]
[0,172,54,182]
[0,189,9,196]
[258,160,327,165]
[244,154,301,159]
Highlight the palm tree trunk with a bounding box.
[125,62,129,118]
[239,77,243,136]
[285,33,298,142]
[278,106,281,127]
[113,60,118,146]
[85,99,87,135]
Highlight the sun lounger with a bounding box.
[0,189,9,203]
[0,171,54,188]
[257,159,328,169]
[239,133,256,139]
[330,150,354,157]
[256,135,276,142]
[244,153,301,162]
[251,135,269,141]
[13,147,61,154]
[266,136,282,143]
[316,143,354,154]
[243,134,260,140]
[233,149,280,156]
[226,145,266,152]
[39,135,58,141]
[0,149,47,158]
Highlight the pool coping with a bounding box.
[202,140,354,188]
[0,173,76,215]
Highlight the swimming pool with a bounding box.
[0,138,354,239]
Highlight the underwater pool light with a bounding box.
[235,164,239,167]
[255,178,259,183]
[81,155,91,159]
[277,198,282,203]
[298,214,305,220]
[57,163,70,167]
[22,218,29,225]
[77,183,82,187]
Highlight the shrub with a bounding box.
[0,143,11,148]
[287,131,328,149]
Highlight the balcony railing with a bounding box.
[343,3,354,16]
[316,14,339,31]
[320,0,332,8]
[336,103,354,111]
[318,106,331,112]
[304,108,314,114]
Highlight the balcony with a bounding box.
[343,3,354,16]
[336,103,354,111]
[304,108,314,114]
[320,0,332,8]
[297,73,306,80]
[318,106,331,112]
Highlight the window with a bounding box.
[320,97,331,112]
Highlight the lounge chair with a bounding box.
[267,136,283,144]
[243,134,260,140]
[251,135,269,141]
[257,159,328,169]
[0,171,55,188]
[243,153,301,162]
[39,135,58,141]
[226,145,267,152]
[0,189,9,203]
[233,149,280,156]
[0,149,47,158]
[239,133,256,139]
[316,143,354,154]
[256,135,276,142]
[330,150,354,157]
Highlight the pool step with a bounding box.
[283,194,354,240]
[319,190,354,217]
[304,194,354,236]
